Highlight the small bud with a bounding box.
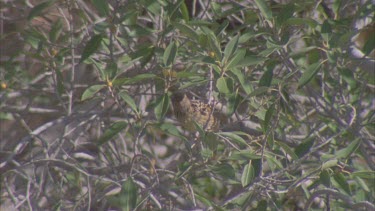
[1,82,7,90]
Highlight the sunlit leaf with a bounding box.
[154,94,169,120]
[230,68,252,94]
[333,172,351,195]
[228,150,261,160]
[297,62,322,89]
[334,138,360,159]
[81,84,105,101]
[180,2,189,21]
[241,162,254,187]
[226,49,246,70]
[173,23,198,39]
[223,34,239,63]
[119,91,139,114]
[163,41,178,67]
[351,171,375,180]
[216,77,233,94]
[254,0,273,20]
[121,178,138,211]
[97,121,127,145]
[217,131,247,147]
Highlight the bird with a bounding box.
[171,91,220,132]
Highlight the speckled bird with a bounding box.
[171,92,220,132]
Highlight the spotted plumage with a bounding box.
[171,92,220,132]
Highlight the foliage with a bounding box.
[1,0,374,210]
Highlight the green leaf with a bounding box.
[105,61,118,79]
[216,77,233,94]
[230,68,252,94]
[276,141,298,160]
[259,68,273,87]
[276,3,295,25]
[128,45,155,66]
[49,19,63,42]
[333,172,351,195]
[80,34,103,63]
[266,156,284,171]
[284,18,318,28]
[163,41,178,67]
[201,148,214,160]
[28,0,56,20]
[180,2,189,21]
[55,68,65,96]
[195,194,213,207]
[256,200,268,211]
[294,137,314,158]
[338,68,357,91]
[334,138,360,159]
[228,150,261,160]
[215,19,229,36]
[120,10,138,25]
[362,35,375,56]
[297,62,322,89]
[121,178,138,211]
[144,0,162,16]
[191,55,217,65]
[223,34,239,63]
[92,0,109,16]
[254,0,273,20]
[354,176,370,192]
[320,20,332,41]
[259,47,279,57]
[113,74,156,86]
[167,0,184,18]
[235,56,268,68]
[217,132,248,147]
[262,104,274,132]
[241,162,254,187]
[351,171,375,180]
[210,163,235,179]
[320,170,331,187]
[206,33,222,61]
[119,92,139,114]
[321,159,338,170]
[154,94,169,120]
[176,162,193,179]
[97,121,127,145]
[226,49,246,70]
[158,123,186,140]
[81,84,105,101]
[173,23,198,40]
[227,91,242,115]
[248,86,269,97]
